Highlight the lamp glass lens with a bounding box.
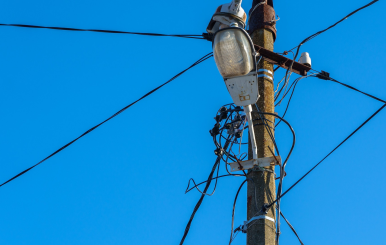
[213,29,253,78]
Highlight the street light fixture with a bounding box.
[208,0,261,161]
[212,25,259,160]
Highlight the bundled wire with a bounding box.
[182,104,255,245]
[186,105,252,192]
[181,103,254,245]
[252,110,296,244]
[183,103,301,244]
[179,139,232,245]
[0,23,206,40]
[0,52,213,188]
[275,73,318,127]
[261,103,386,213]
[275,69,386,127]
[271,68,386,243]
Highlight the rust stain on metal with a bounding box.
[249,3,277,41]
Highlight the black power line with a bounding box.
[289,0,380,52]
[179,140,231,245]
[280,0,380,100]
[264,103,386,212]
[0,23,206,40]
[0,52,213,188]
[275,70,386,126]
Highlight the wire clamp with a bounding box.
[316,70,330,80]
[214,148,224,156]
[227,156,281,172]
[235,215,275,233]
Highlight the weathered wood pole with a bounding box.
[247,0,277,245]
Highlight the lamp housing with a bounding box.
[212,27,259,107]
[213,27,255,78]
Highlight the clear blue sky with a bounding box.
[1,0,385,244]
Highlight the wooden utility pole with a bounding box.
[247,0,277,245]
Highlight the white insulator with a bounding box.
[299,52,312,67]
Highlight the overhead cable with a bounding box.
[281,0,380,102]
[229,179,249,245]
[0,52,213,188]
[264,103,386,211]
[289,0,380,52]
[275,70,386,126]
[179,140,231,245]
[314,69,386,103]
[185,173,244,194]
[0,23,206,40]
[279,211,304,245]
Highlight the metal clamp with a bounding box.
[237,215,275,233]
[257,69,273,75]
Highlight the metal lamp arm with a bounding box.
[244,105,258,160]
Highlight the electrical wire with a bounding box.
[263,103,386,212]
[311,68,386,103]
[275,74,318,127]
[288,0,380,53]
[184,104,295,245]
[275,70,386,127]
[182,104,253,245]
[279,0,380,108]
[229,179,249,245]
[0,52,213,188]
[179,140,231,245]
[186,135,237,196]
[252,110,296,244]
[278,210,304,245]
[0,23,206,39]
[185,174,245,194]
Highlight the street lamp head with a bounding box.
[206,0,247,34]
[207,3,260,161]
[213,27,256,79]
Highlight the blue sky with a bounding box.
[1,0,385,244]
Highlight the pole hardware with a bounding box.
[316,70,331,80]
[227,155,281,172]
[235,214,276,234]
[254,44,311,76]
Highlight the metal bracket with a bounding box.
[227,155,281,172]
[254,44,311,76]
[224,71,259,107]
